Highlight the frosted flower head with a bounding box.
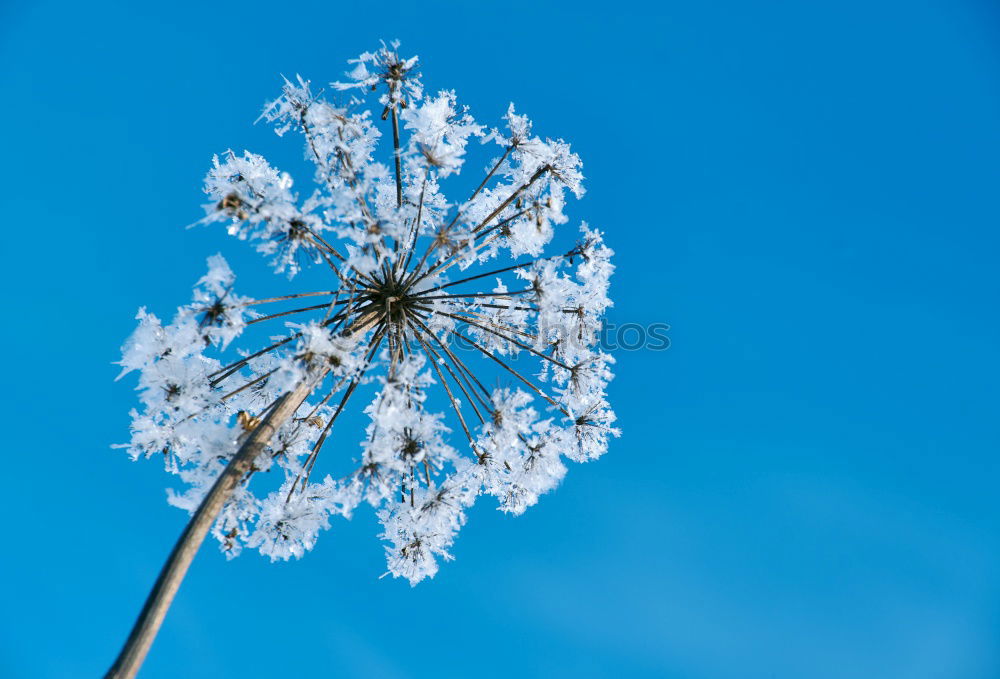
[334,39,423,114]
[119,42,618,585]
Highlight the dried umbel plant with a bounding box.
[108,41,617,678]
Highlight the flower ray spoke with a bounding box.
[409,325,478,449]
[438,310,558,361]
[471,164,550,234]
[442,308,537,341]
[415,289,533,302]
[208,334,301,385]
[289,321,388,498]
[219,368,278,402]
[406,316,488,423]
[411,248,575,297]
[241,291,339,307]
[442,326,569,416]
[247,300,350,326]
[407,313,493,411]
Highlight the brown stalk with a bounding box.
[104,370,328,679]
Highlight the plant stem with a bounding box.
[104,374,323,679]
[390,105,403,209]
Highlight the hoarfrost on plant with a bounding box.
[118,42,618,585]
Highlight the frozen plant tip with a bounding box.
[108,40,617,678]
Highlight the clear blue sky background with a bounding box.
[1,1,998,677]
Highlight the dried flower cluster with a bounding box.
[118,42,617,584]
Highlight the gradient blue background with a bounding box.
[1,1,998,677]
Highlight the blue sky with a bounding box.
[1,1,999,677]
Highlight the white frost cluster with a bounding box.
[120,43,618,584]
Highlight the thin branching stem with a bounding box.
[241,291,338,307]
[247,301,349,325]
[441,326,568,416]
[437,311,570,370]
[390,106,404,210]
[410,320,486,424]
[408,324,477,447]
[408,314,493,412]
